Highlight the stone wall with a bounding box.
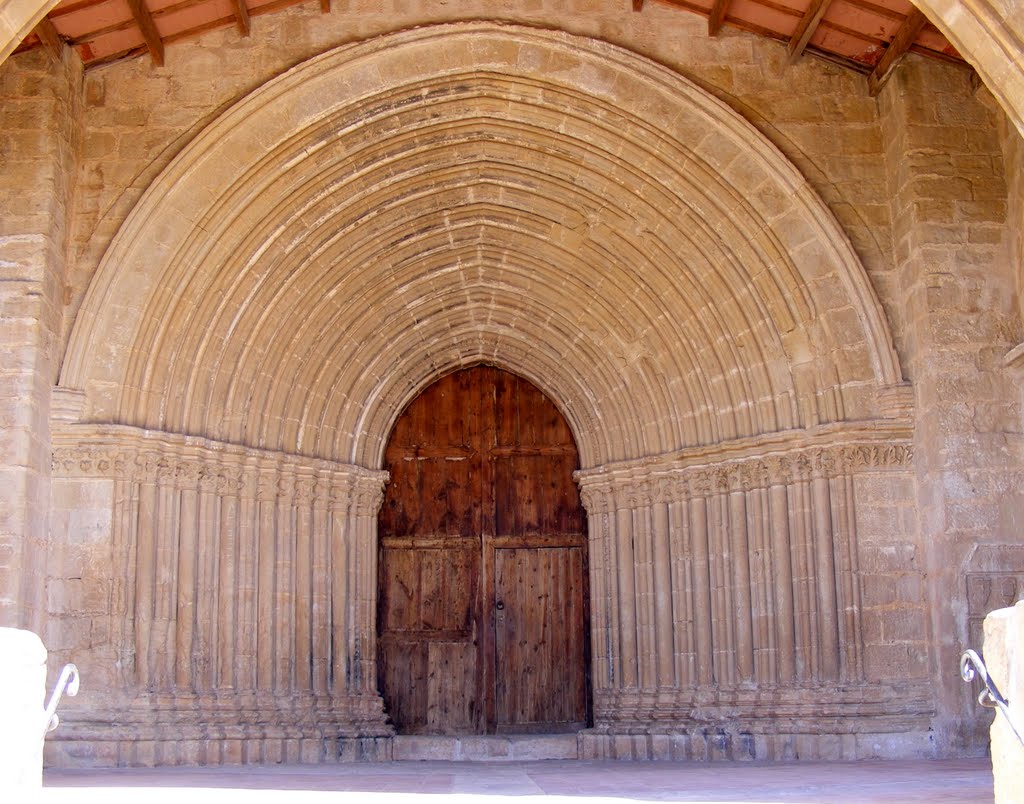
[0,48,80,631]
[0,6,1020,766]
[916,0,1024,140]
[879,60,1024,753]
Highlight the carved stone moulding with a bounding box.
[578,725,937,762]
[47,731,393,767]
[46,692,394,766]
[51,423,389,503]
[576,419,913,510]
[592,682,934,726]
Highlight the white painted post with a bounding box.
[983,601,1024,804]
[0,628,48,788]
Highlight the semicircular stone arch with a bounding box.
[61,22,903,470]
[50,22,943,760]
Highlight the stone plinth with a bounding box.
[392,734,578,761]
[0,628,47,787]
[983,601,1024,804]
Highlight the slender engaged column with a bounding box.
[256,468,277,691]
[175,485,198,689]
[669,500,694,685]
[217,491,239,689]
[709,491,734,685]
[329,481,351,693]
[790,477,814,679]
[580,485,614,691]
[195,479,220,691]
[274,476,296,691]
[154,483,180,689]
[294,481,314,693]
[235,475,258,690]
[812,474,840,680]
[770,482,796,683]
[729,488,754,682]
[311,479,331,695]
[633,503,656,688]
[652,499,675,686]
[689,494,713,686]
[615,506,639,688]
[134,480,157,688]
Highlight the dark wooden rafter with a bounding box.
[868,8,928,96]
[33,16,64,63]
[14,0,965,76]
[231,0,250,36]
[126,0,165,66]
[708,0,731,36]
[788,0,832,63]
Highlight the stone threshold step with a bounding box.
[392,734,580,761]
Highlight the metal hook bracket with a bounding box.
[961,649,1024,747]
[43,663,80,735]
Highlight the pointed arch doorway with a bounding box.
[377,366,591,735]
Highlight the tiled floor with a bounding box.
[42,758,994,803]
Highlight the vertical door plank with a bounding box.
[494,546,587,729]
[427,641,478,732]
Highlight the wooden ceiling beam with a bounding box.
[320,0,331,12]
[632,0,644,11]
[788,0,832,64]
[868,8,928,96]
[707,0,731,36]
[33,17,65,63]
[126,0,165,66]
[231,0,250,36]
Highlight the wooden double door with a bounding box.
[377,366,590,734]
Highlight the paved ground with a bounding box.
[42,758,994,803]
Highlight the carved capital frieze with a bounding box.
[351,476,387,516]
[51,424,388,508]
[579,485,612,515]
[256,467,280,501]
[575,420,913,511]
[687,470,712,498]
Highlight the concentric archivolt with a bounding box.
[61,23,902,468]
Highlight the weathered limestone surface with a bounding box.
[982,601,1024,804]
[879,61,1024,754]
[916,0,1024,139]
[56,3,899,371]
[0,3,1020,768]
[0,47,80,631]
[0,0,1020,144]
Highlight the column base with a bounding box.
[578,725,939,761]
[45,690,394,767]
